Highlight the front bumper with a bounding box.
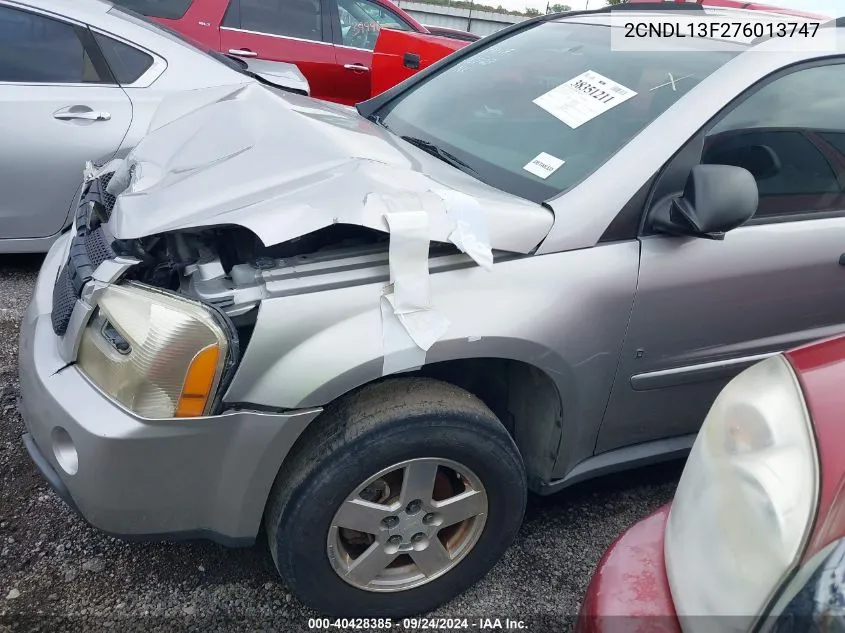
[576,504,681,633]
[18,234,322,545]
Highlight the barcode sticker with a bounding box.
[533,70,637,129]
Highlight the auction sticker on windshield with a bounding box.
[533,70,637,129]
[523,152,565,179]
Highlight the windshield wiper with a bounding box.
[400,136,478,176]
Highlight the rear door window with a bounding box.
[338,0,411,49]
[227,0,324,42]
[94,33,154,84]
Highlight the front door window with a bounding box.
[338,0,410,50]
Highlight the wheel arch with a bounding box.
[266,354,570,499]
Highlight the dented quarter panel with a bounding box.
[224,241,640,477]
[107,84,554,254]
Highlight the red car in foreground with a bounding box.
[578,334,845,632]
[112,0,452,104]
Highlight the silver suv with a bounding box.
[19,4,845,617]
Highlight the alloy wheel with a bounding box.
[326,457,488,592]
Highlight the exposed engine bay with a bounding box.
[74,169,464,327]
[117,222,392,314]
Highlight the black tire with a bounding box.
[264,377,527,617]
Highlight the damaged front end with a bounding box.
[51,170,243,419]
[54,162,485,419]
[55,168,403,419]
[51,82,553,418]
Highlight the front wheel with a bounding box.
[264,378,527,617]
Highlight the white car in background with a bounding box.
[0,0,308,253]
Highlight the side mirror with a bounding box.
[704,143,781,180]
[653,164,759,240]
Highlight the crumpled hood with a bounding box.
[104,83,553,254]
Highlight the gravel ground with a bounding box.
[0,255,681,633]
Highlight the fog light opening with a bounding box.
[51,427,78,476]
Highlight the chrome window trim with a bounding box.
[335,43,374,52]
[221,25,330,45]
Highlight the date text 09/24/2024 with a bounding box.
[307,618,529,630]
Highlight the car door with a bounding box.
[0,4,133,242]
[329,0,414,104]
[219,0,337,101]
[597,60,845,454]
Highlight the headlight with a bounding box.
[77,282,232,419]
[665,354,818,630]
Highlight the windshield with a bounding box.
[376,20,741,203]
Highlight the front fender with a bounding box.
[224,259,574,408]
[222,243,640,476]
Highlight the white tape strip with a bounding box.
[380,294,426,376]
[380,294,450,376]
[435,190,493,270]
[390,296,450,351]
[385,212,432,313]
[380,211,451,376]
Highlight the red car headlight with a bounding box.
[665,355,819,631]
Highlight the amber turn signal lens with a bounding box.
[175,344,221,418]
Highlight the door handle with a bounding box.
[228,48,258,57]
[53,109,111,121]
[343,63,370,72]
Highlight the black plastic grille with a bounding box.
[85,227,113,269]
[99,172,116,218]
[51,172,119,336]
[51,266,76,336]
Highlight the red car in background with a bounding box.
[578,332,845,632]
[119,0,832,105]
[370,26,467,95]
[370,0,834,102]
[112,0,450,104]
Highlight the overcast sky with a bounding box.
[504,0,842,20]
